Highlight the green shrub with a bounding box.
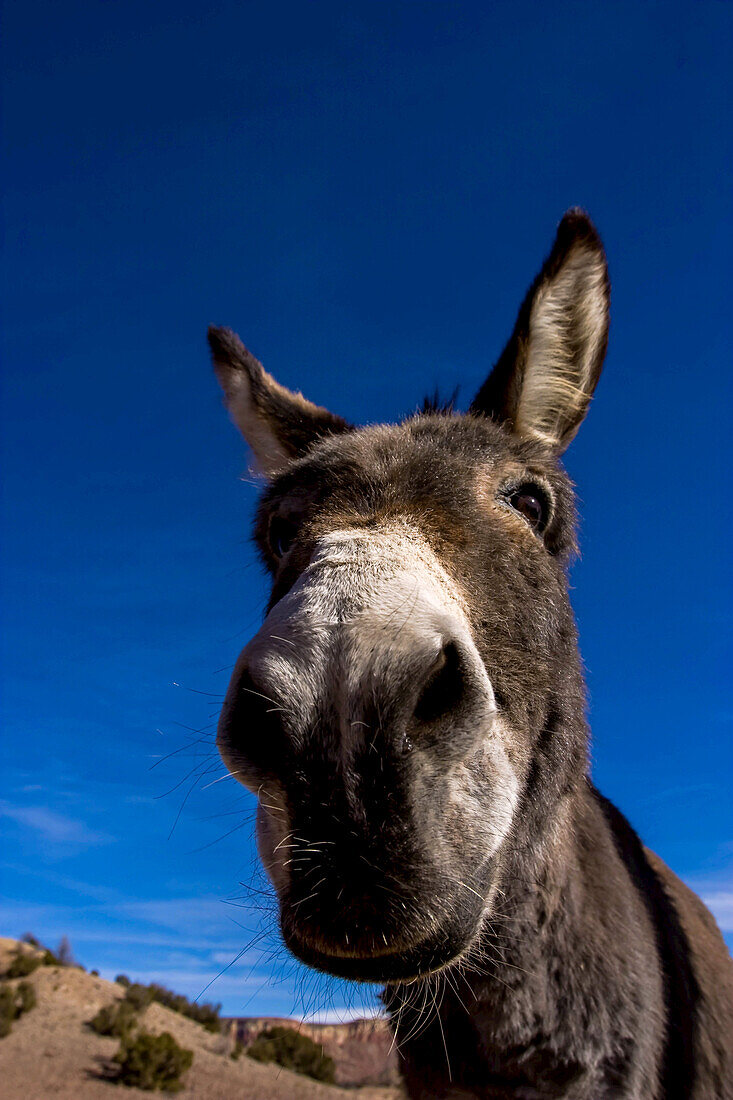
[113,981,220,1032]
[10,935,60,970]
[92,978,219,1038]
[89,1000,138,1038]
[91,969,100,977]
[124,983,154,1011]
[0,987,15,1038]
[0,979,38,1038]
[17,981,36,1013]
[113,1029,193,1092]
[247,1025,335,1083]
[89,987,154,1039]
[6,951,41,979]
[145,983,220,1032]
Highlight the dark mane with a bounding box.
[418,388,459,416]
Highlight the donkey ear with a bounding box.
[208,326,352,475]
[470,210,609,453]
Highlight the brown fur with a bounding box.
[208,210,733,1098]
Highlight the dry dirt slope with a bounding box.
[0,938,403,1099]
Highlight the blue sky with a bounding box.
[1,1,731,1017]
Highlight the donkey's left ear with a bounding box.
[209,326,352,476]
[470,209,609,453]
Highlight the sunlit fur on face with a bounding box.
[217,414,587,982]
[206,218,733,1098]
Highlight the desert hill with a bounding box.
[0,937,403,1099]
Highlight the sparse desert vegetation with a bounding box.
[115,975,221,1032]
[5,952,42,979]
[0,981,36,1037]
[247,1024,336,1083]
[89,981,196,1089]
[0,938,48,1037]
[3,940,62,980]
[112,1029,194,1092]
[88,999,138,1038]
[0,936,401,1098]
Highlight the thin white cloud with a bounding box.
[113,896,247,933]
[0,861,126,904]
[127,969,383,1021]
[302,1006,385,1024]
[125,968,267,992]
[682,868,733,934]
[0,801,113,848]
[0,890,270,956]
[702,891,733,933]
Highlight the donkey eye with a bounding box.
[509,486,548,531]
[268,516,298,559]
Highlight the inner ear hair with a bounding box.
[208,326,352,475]
[471,210,610,453]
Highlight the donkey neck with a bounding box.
[390,780,664,1098]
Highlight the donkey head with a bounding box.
[210,210,609,983]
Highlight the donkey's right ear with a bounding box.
[208,327,352,476]
[470,210,610,453]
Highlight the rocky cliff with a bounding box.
[225,1014,399,1087]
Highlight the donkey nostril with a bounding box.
[218,665,288,778]
[414,641,465,725]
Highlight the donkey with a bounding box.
[208,210,733,1099]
